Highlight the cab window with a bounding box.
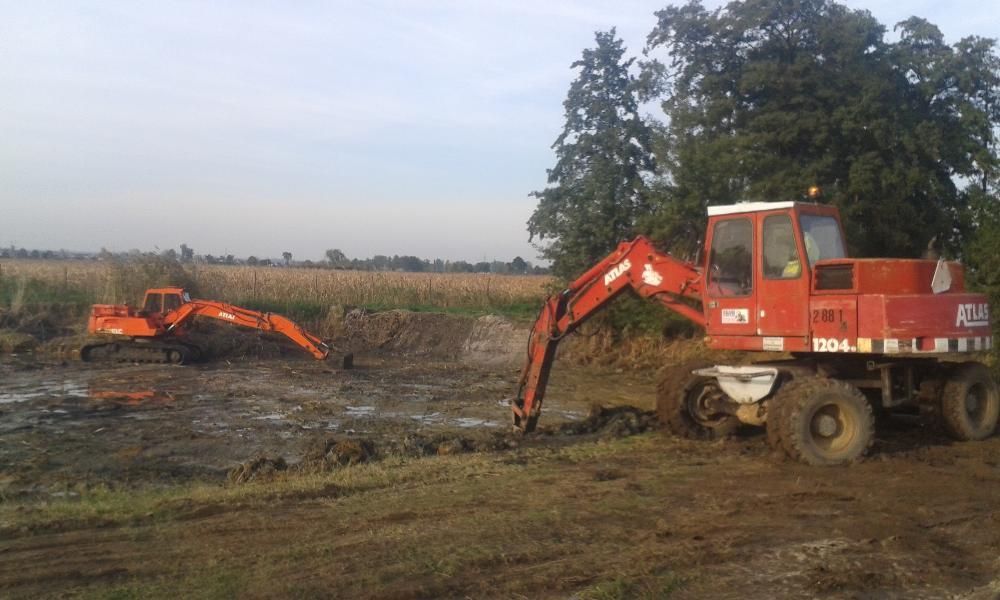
[143,294,162,313]
[163,293,182,313]
[763,215,802,279]
[799,214,847,266]
[708,218,753,296]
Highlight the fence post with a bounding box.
[252,270,257,300]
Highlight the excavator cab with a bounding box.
[141,288,191,316]
[702,202,846,343]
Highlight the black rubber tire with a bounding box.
[778,377,874,466]
[765,391,789,451]
[940,362,1000,441]
[657,361,740,440]
[767,377,814,454]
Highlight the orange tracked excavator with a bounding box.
[82,287,334,364]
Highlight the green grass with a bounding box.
[79,568,247,600]
[0,452,504,533]
[580,571,685,600]
[0,276,95,312]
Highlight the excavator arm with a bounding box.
[512,236,705,432]
[163,300,331,360]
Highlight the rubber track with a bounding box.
[81,342,197,364]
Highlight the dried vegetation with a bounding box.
[0,258,551,322]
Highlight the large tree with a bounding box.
[529,29,656,279]
[642,0,1000,257]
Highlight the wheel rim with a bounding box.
[808,402,858,455]
[686,383,730,427]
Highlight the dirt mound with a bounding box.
[300,437,376,470]
[463,315,526,364]
[341,309,472,357]
[340,309,524,364]
[552,404,659,438]
[227,456,288,484]
[227,408,659,485]
[335,307,730,369]
[385,431,518,457]
[184,321,316,361]
[0,306,81,346]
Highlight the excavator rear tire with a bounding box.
[776,377,874,466]
[940,362,999,441]
[657,361,740,440]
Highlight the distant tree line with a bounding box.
[0,244,548,275]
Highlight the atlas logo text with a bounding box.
[956,303,989,327]
[604,260,631,285]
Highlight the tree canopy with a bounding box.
[530,0,1000,270]
[641,0,1000,257]
[528,29,656,278]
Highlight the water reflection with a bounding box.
[88,389,178,406]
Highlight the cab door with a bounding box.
[704,217,756,337]
[756,212,810,338]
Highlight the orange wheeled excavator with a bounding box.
[82,287,333,364]
[514,201,998,465]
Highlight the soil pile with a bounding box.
[227,456,288,484]
[0,306,81,352]
[301,438,377,469]
[552,404,659,438]
[463,315,527,364]
[340,309,525,364]
[227,405,658,484]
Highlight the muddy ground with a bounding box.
[0,311,999,598]
[0,354,653,496]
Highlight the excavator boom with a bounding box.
[512,236,704,431]
[164,300,330,360]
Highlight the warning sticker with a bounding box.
[721,308,749,324]
[762,337,784,351]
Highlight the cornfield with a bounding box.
[0,260,553,318]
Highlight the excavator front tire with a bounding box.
[775,376,874,466]
[657,361,740,440]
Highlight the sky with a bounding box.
[1,1,997,263]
